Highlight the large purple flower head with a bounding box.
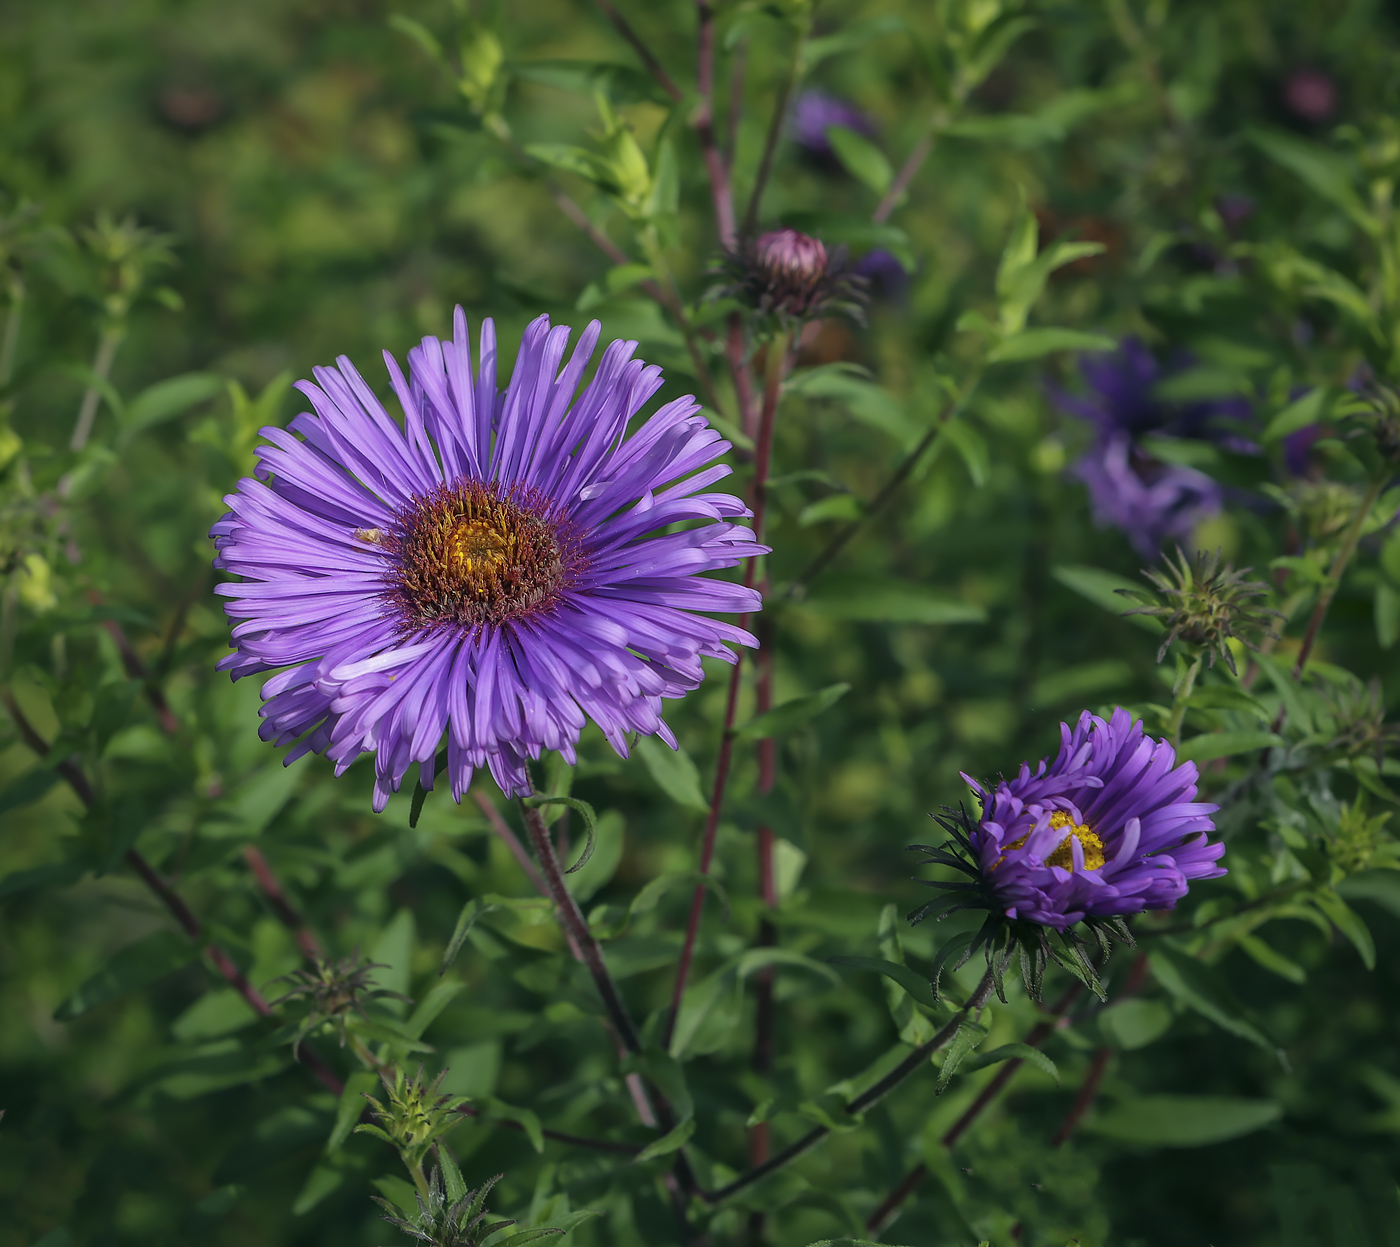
[966,708,1224,930]
[212,310,765,810]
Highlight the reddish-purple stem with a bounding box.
[662,340,787,1050]
[243,843,324,963]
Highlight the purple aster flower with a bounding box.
[854,248,910,303]
[212,310,765,811]
[791,89,876,162]
[963,708,1225,931]
[1072,432,1223,557]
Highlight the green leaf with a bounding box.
[510,59,669,105]
[441,897,500,975]
[388,14,443,61]
[988,328,1117,363]
[1087,1095,1282,1146]
[965,1042,1060,1084]
[55,930,197,1020]
[731,684,851,742]
[829,955,937,1010]
[1052,565,1162,632]
[0,858,83,900]
[1097,999,1173,1050]
[802,15,908,69]
[1176,731,1283,764]
[801,578,986,625]
[1238,933,1307,985]
[1312,888,1376,970]
[935,1018,989,1093]
[291,1163,343,1216]
[826,126,893,197]
[326,1070,378,1154]
[524,143,609,185]
[405,981,465,1039]
[1247,128,1376,234]
[1337,870,1400,918]
[632,1116,695,1163]
[634,735,708,812]
[1263,387,1331,443]
[944,418,989,487]
[0,767,60,817]
[119,372,223,440]
[1150,945,1280,1056]
[478,1097,544,1153]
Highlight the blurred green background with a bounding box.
[5,0,1400,1244]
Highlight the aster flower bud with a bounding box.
[1119,546,1283,675]
[377,1168,540,1247]
[719,227,866,329]
[269,954,408,1057]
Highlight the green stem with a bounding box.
[0,281,24,387]
[741,30,806,237]
[70,324,123,452]
[1165,653,1202,748]
[1292,477,1385,679]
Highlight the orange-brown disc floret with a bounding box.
[382,480,579,629]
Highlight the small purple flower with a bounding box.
[854,248,910,303]
[1073,432,1223,557]
[791,90,876,161]
[212,310,765,810]
[963,709,1225,931]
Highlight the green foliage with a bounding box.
[4,1,1400,1245]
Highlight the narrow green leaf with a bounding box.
[1247,128,1375,234]
[55,930,197,1020]
[826,126,893,196]
[634,735,708,812]
[1312,888,1376,970]
[988,328,1116,363]
[0,767,60,817]
[731,683,850,743]
[405,981,465,1038]
[965,1042,1060,1084]
[1238,933,1307,984]
[292,1163,344,1216]
[632,1116,695,1163]
[1263,387,1330,443]
[441,898,498,975]
[119,372,223,439]
[1052,565,1163,631]
[935,1018,989,1093]
[830,955,938,1009]
[0,858,83,900]
[1176,731,1283,764]
[802,579,986,625]
[326,1070,378,1154]
[1096,999,1173,1050]
[944,418,989,487]
[1150,945,1280,1056]
[388,13,443,61]
[524,796,598,874]
[1087,1095,1281,1146]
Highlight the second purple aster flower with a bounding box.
[913,708,1226,997]
[212,310,766,810]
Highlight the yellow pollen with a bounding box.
[1004,810,1105,872]
[447,517,513,585]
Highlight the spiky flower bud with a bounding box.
[377,1167,557,1247]
[719,227,866,328]
[357,1066,468,1179]
[268,954,408,1056]
[1119,547,1282,675]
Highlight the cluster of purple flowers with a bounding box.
[1053,339,1255,556]
[214,317,1227,936]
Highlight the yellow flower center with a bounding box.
[386,480,573,628]
[1005,810,1106,872]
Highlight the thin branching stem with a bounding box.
[70,325,122,452]
[741,35,804,237]
[590,0,683,102]
[663,334,789,1051]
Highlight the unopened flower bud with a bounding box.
[719,228,865,328]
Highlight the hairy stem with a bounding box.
[70,325,123,452]
[664,334,788,1050]
[521,802,645,1056]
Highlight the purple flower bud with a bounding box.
[1283,68,1338,123]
